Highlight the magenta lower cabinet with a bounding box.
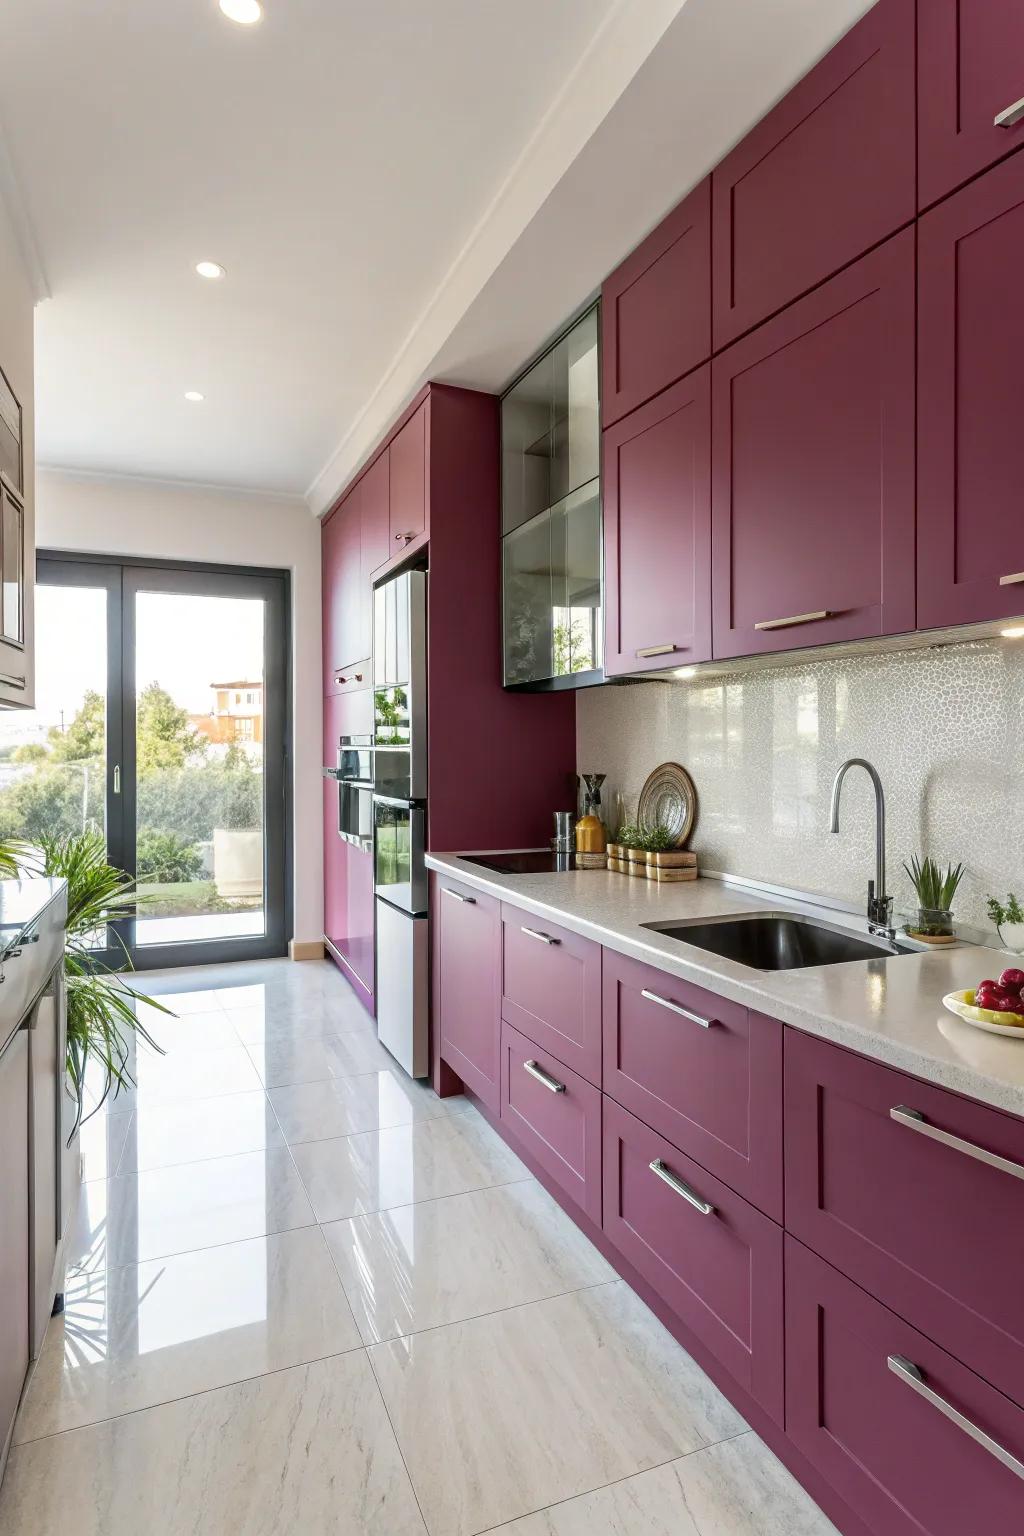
[785,1027,1024,1413]
[435,877,501,1111]
[602,951,781,1220]
[501,904,601,1086]
[786,1237,1024,1534]
[499,1021,601,1224]
[603,1097,783,1423]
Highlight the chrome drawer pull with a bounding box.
[890,1106,1024,1183]
[636,643,678,658]
[998,571,1024,586]
[994,96,1024,130]
[521,926,560,946]
[641,988,714,1029]
[649,1158,715,1215]
[442,887,475,904]
[524,1059,565,1094]
[754,610,831,631]
[887,1356,1024,1483]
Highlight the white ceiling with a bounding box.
[1,0,872,510]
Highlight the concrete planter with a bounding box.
[213,828,263,899]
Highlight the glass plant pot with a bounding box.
[996,921,1024,955]
[912,907,955,939]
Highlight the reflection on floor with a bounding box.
[1,959,837,1535]
[134,909,264,945]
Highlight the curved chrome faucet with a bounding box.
[829,758,896,941]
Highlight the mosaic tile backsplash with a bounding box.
[576,639,1024,943]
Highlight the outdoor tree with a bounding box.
[136,682,208,772]
[48,688,105,761]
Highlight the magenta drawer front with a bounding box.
[435,877,501,1112]
[786,1238,1024,1535]
[602,951,782,1220]
[500,1021,601,1224]
[785,1027,1024,1411]
[603,1097,783,1424]
[501,904,602,1087]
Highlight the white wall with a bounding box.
[35,469,323,945]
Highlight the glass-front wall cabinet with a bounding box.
[502,306,601,688]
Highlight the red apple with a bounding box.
[977,979,1001,993]
[974,985,1003,1010]
[999,968,1024,993]
[993,992,1022,1016]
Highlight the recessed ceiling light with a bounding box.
[1001,625,1024,639]
[673,666,697,679]
[195,260,225,280]
[184,391,205,403]
[219,0,262,23]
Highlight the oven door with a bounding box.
[338,782,373,852]
[373,797,427,916]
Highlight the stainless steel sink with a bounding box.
[641,912,913,971]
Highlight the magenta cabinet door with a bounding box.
[601,178,711,429]
[602,952,782,1221]
[500,1020,601,1223]
[711,232,916,661]
[603,367,711,676]
[435,877,501,1111]
[389,400,427,553]
[919,0,1024,209]
[500,904,601,1087]
[322,488,366,690]
[603,1098,783,1423]
[712,0,915,349]
[918,153,1024,630]
[785,1027,1024,1412]
[786,1237,1024,1535]
[360,450,390,580]
[322,780,347,955]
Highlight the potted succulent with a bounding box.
[986,893,1024,955]
[903,855,965,943]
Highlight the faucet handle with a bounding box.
[868,888,895,935]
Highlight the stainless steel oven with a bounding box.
[323,732,373,852]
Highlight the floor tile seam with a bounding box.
[357,1278,623,1353]
[65,1212,321,1279]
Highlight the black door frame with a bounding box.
[39,550,292,970]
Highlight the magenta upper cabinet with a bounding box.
[435,876,501,1111]
[389,401,427,554]
[711,232,916,661]
[360,451,391,579]
[712,0,915,349]
[603,368,711,676]
[603,1098,784,1424]
[786,1237,1024,1536]
[322,487,367,690]
[601,178,710,428]
[785,1027,1024,1413]
[500,903,601,1087]
[918,153,1024,630]
[919,0,1024,209]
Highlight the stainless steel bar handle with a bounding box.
[994,95,1024,129]
[890,1105,1024,1183]
[754,610,831,632]
[998,570,1024,586]
[641,988,714,1029]
[521,926,560,946]
[441,887,475,905]
[524,1059,566,1094]
[649,1158,715,1215]
[887,1355,1024,1483]
[635,643,677,658]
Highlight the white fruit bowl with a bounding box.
[942,989,1024,1038]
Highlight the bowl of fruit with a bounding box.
[943,969,1024,1036]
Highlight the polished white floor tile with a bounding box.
[289,1109,529,1223]
[67,1148,316,1269]
[78,1112,133,1183]
[134,988,228,1015]
[246,1029,395,1087]
[226,1006,350,1045]
[268,1069,467,1144]
[491,1434,839,1535]
[369,1282,747,1536]
[325,1181,613,1343]
[15,1227,361,1441]
[0,1354,427,1536]
[138,1010,242,1054]
[115,1091,286,1175]
[131,1044,263,1104]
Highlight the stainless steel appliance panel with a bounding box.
[374,798,428,916]
[373,570,426,801]
[375,899,429,1078]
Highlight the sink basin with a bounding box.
[642,913,912,971]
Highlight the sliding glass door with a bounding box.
[0,554,290,967]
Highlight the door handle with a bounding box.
[441,887,475,904]
[635,643,677,658]
[754,610,831,631]
[523,1059,565,1094]
[521,926,560,946]
[649,1158,715,1215]
[998,571,1024,587]
[887,1356,1024,1483]
[890,1105,1024,1183]
[113,764,121,795]
[640,988,715,1028]
[994,95,1024,130]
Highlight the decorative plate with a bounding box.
[942,989,1024,1038]
[637,762,697,849]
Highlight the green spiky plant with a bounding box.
[903,855,965,937]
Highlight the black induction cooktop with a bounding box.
[461,850,576,874]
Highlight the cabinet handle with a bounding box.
[635,643,677,658]
[395,531,415,543]
[442,887,475,904]
[640,988,715,1028]
[521,926,560,946]
[649,1158,715,1215]
[998,571,1024,587]
[887,1355,1024,1483]
[890,1105,1024,1183]
[523,1058,565,1094]
[753,610,831,632]
[994,95,1024,129]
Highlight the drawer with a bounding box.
[501,904,601,1086]
[603,1097,783,1423]
[786,1237,1024,1534]
[435,877,501,1111]
[602,951,782,1219]
[785,1028,1024,1410]
[499,1021,601,1224]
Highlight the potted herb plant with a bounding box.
[903,855,965,943]
[986,893,1024,955]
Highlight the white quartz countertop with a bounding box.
[0,876,67,932]
[425,853,1024,1120]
